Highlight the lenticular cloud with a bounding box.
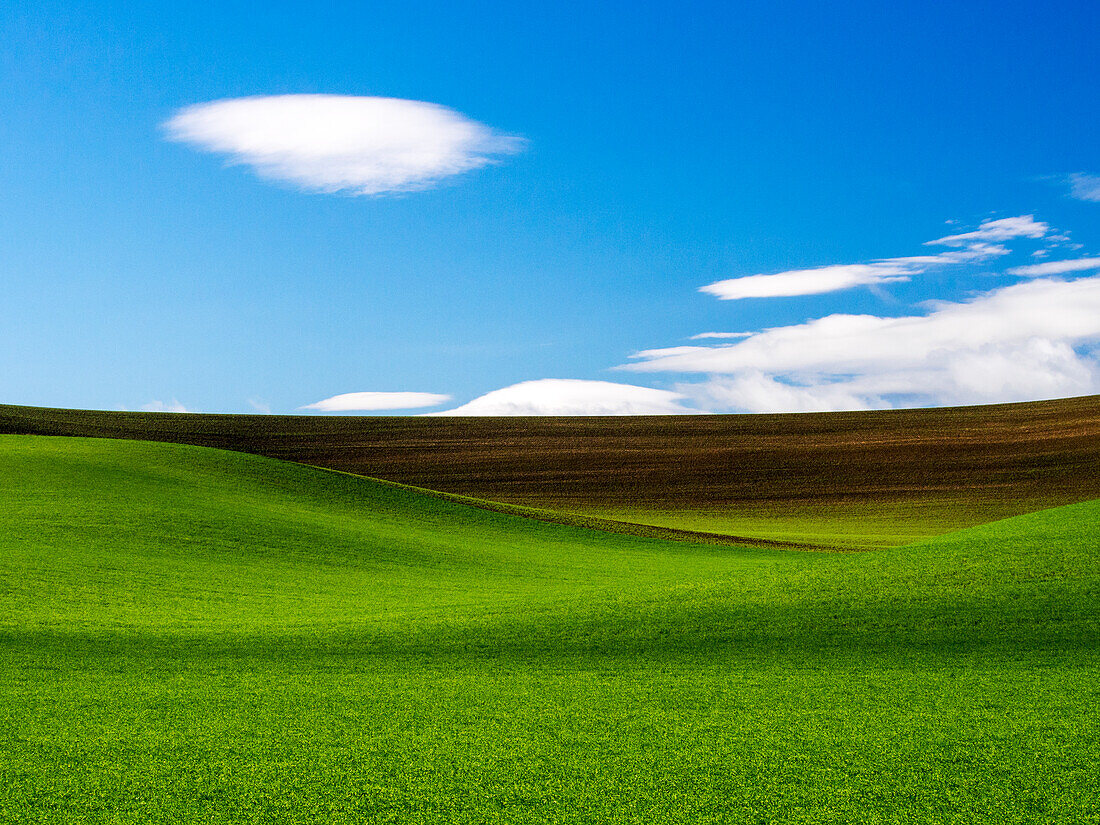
[431,379,704,416]
[163,95,525,195]
[302,391,452,412]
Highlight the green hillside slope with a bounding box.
[2,395,1097,548]
[1,435,1097,822]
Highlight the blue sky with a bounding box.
[3,0,1099,414]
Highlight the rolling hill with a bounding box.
[1,434,1097,822]
[2,393,1098,547]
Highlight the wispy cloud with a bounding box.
[163,95,525,196]
[302,391,451,412]
[431,379,704,415]
[1007,257,1100,277]
[700,263,913,301]
[622,276,1100,412]
[141,399,192,413]
[884,242,1008,265]
[1067,173,1100,202]
[925,215,1048,246]
[699,220,1028,301]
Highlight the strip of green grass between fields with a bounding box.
[301,462,848,552]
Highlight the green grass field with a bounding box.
[2,434,1097,822]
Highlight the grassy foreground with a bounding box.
[2,395,1098,547]
[1,435,1098,822]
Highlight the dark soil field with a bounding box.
[3,395,1098,547]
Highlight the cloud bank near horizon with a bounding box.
[622,276,1100,412]
[430,379,703,416]
[164,95,525,196]
[302,391,451,412]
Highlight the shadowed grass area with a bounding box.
[1,435,1097,822]
[2,394,1097,547]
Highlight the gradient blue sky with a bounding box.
[3,0,1099,414]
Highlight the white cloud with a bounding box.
[1008,257,1100,277]
[700,263,912,300]
[163,95,525,196]
[699,228,1014,301]
[682,371,885,414]
[142,399,191,413]
[302,391,451,412]
[925,215,1049,246]
[430,379,704,415]
[622,276,1100,412]
[1068,173,1100,202]
[884,242,1008,265]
